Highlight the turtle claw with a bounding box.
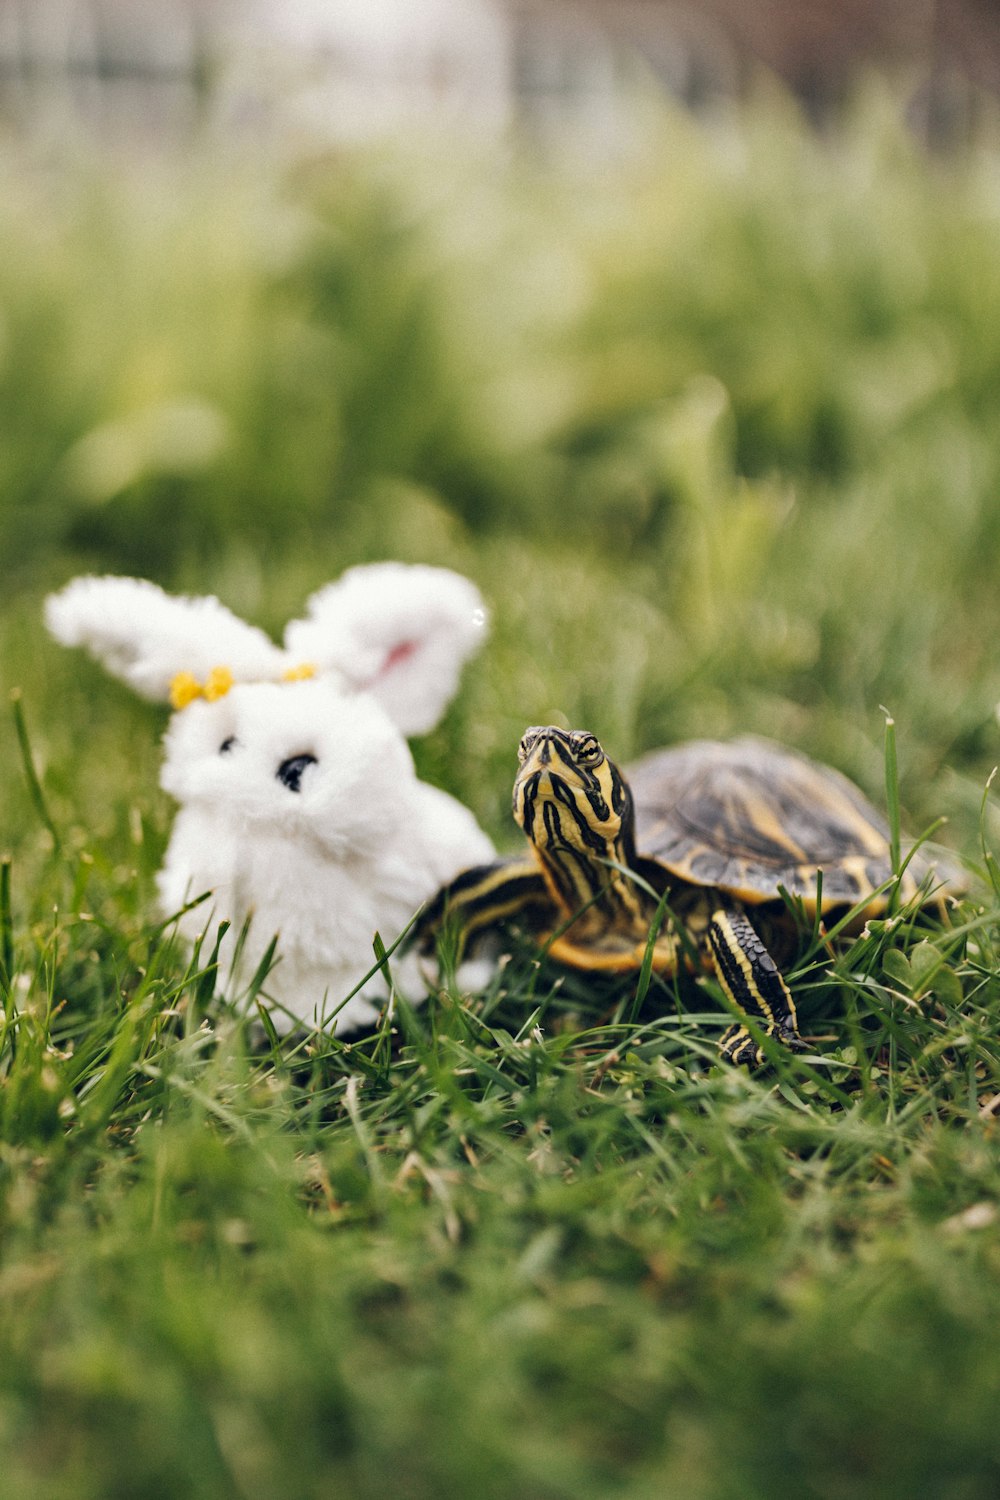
[719,1022,807,1069]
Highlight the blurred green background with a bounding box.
[3,80,1000,865]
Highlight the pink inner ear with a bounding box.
[381,639,418,675]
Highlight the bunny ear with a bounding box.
[284,563,488,735]
[45,575,289,702]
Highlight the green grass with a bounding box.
[3,78,1000,1497]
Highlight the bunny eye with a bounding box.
[219,737,237,754]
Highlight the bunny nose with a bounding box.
[276,754,317,793]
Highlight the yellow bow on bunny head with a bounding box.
[169,662,316,711]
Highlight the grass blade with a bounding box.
[630,885,673,1022]
[0,858,13,992]
[880,706,902,888]
[11,690,61,853]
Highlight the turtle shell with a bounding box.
[626,736,956,913]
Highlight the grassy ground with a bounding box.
[3,81,1000,1497]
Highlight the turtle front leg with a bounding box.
[707,904,805,1067]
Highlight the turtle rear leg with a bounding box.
[414,856,549,961]
[707,904,805,1067]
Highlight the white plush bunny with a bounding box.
[45,564,496,1033]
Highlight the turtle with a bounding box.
[421,726,961,1066]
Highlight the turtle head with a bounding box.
[510,725,662,956]
[513,726,633,866]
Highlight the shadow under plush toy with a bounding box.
[45,563,495,1033]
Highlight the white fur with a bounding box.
[45,575,290,700]
[286,562,487,735]
[45,565,494,1033]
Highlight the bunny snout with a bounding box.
[160,679,416,855]
[276,753,318,793]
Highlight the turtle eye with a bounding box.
[518,728,543,763]
[571,733,603,765]
[219,736,237,755]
